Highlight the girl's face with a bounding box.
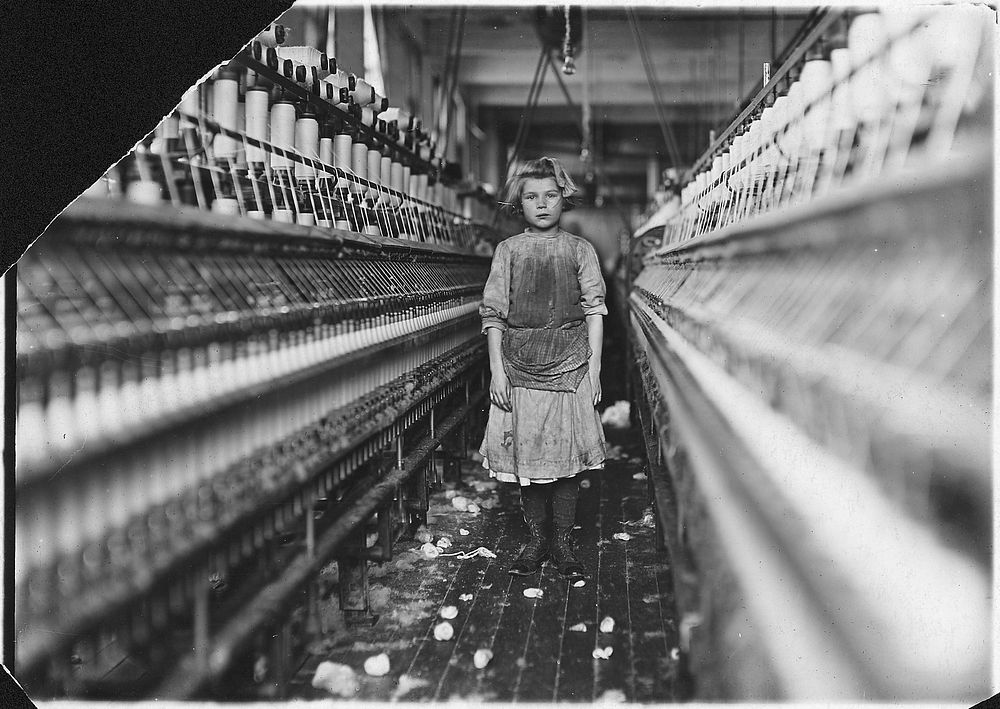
[520,177,564,232]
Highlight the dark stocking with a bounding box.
[551,476,586,580]
[509,483,550,576]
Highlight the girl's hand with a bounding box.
[490,372,512,412]
[590,367,602,407]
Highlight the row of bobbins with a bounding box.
[15,246,487,622]
[183,62,443,236]
[83,23,465,243]
[665,6,989,247]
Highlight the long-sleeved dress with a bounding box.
[478,228,608,485]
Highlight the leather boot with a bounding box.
[551,477,587,580]
[509,484,550,576]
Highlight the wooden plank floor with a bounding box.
[292,427,682,703]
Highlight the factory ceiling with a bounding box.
[272,4,814,209]
[404,5,814,206]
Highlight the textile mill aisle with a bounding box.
[290,427,683,703]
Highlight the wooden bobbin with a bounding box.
[212,67,240,160]
[295,107,320,180]
[269,95,296,169]
[245,86,270,166]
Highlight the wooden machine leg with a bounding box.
[404,464,429,530]
[337,528,369,620]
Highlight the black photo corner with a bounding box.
[2,1,296,274]
[1,0,995,705]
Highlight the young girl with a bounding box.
[479,157,607,582]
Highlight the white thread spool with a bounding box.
[829,48,854,134]
[390,160,404,207]
[320,136,334,179]
[402,165,412,199]
[297,212,316,226]
[295,62,318,91]
[314,136,333,226]
[925,5,984,70]
[884,19,931,108]
[743,119,762,185]
[848,12,889,124]
[126,178,163,205]
[333,134,353,170]
[390,161,404,192]
[256,24,285,48]
[179,85,200,128]
[417,173,429,205]
[276,45,323,68]
[726,134,743,190]
[710,156,723,187]
[330,69,352,88]
[318,79,334,104]
[160,113,179,142]
[269,99,296,169]
[799,58,833,152]
[773,92,798,157]
[212,197,240,215]
[684,177,696,210]
[755,106,779,180]
[295,111,319,180]
[351,140,368,196]
[212,70,240,159]
[746,119,762,159]
[382,107,410,127]
[351,78,375,107]
[235,103,247,169]
[379,155,392,202]
[245,86,270,165]
[707,157,723,209]
[694,172,709,211]
[720,152,732,189]
[771,97,790,149]
[272,208,295,223]
[331,72,352,108]
[760,105,779,150]
[203,81,214,117]
[367,148,382,194]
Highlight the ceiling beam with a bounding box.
[470,86,735,121]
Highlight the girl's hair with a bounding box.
[500,156,580,215]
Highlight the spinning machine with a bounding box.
[627,7,993,701]
[13,23,507,699]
